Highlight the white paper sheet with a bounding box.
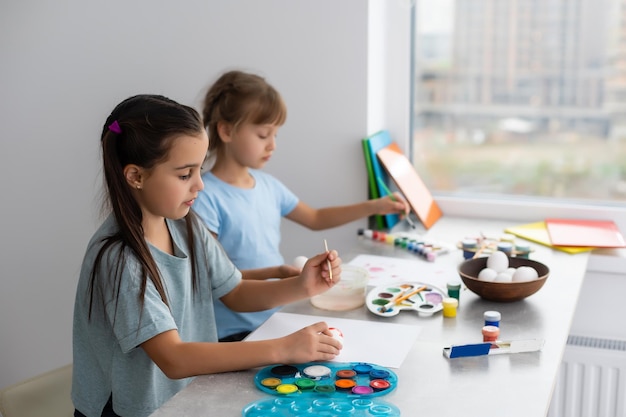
[348,253,458,288]
[245,312,420,368]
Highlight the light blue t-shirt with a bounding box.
[72,214,241,417]
[193,169,299,338]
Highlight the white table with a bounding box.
[150,216,590,417]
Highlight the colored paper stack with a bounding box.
[505,219,626,253]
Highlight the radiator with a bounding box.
[547,335,626,417]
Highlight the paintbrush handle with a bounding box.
[379,286,415,310]
[394,285,427,304]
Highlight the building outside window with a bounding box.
[413,0,626,205]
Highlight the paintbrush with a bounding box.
[376,176,416,229]
[324,239,333,282]
[379,285,428,313]
[472,242,490,259]
[377,285,414,313]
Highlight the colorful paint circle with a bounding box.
[336,369,357,379]
[353,363,373,374]
[352,385,374,395]
[425,292,443,304]
[271,365,298,377]
[295,378,315,390]
[369,369,389,379]
[260,377,282,388]
[370,379,391,391]
[303,365,331,379]
[275,383,298,394]
[335,379,357,390]
[313,384,336,394]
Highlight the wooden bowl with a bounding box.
[458,257,549,302]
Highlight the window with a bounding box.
[412,0,626,205]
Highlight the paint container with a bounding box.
[271,365,298,377]
[335,379,356,391]
[336,369,356,379]
[260,377,281,389]
[461,238,478,259]
[496,242,513,256]
[353,363,374,374]
[482,325,500,345]
[303,365,332,380]
[484,311,501,327]
[515,243,531,258]
[369,369,390,380]
[295,378,316,391]
[275,383,298,394]
[442,297,458,318]
[447,280,461,303]
[352,386,375,395]
[370,379,391,391]
[310,265,369,311]
[314,385,336,394]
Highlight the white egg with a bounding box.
[292,256,308,270]
[494,272,513,282]
[505,267,517,276]
[486,251,509,272]
[512,266,539,282]
[478,267,498,281]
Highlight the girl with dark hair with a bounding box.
[72,94,342,417]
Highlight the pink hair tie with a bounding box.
[108,120,122,134]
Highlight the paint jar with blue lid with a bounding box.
[461,238,478,259]
[484,310,501,327]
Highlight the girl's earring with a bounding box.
[136,185,142,190]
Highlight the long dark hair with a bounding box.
[89,94,205,319]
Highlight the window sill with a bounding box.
[436,195,626,274]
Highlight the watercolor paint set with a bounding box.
[254,361,397,398]
[242,396,401,416]
[366,282,447,317]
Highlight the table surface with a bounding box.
[149,217,590,417]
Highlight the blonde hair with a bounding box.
[202,70,287,155]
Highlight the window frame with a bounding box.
[401,0,626,272]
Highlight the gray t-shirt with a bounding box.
[72,214,241,417]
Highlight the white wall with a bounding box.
[0,0,412,389]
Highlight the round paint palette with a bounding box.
[254,361,397,398]
[366,282,447,317]
[242,396,401,416]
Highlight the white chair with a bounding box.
[0,364,73,417]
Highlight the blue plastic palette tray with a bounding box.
[254,361,397,398]
[242,396,401,416]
